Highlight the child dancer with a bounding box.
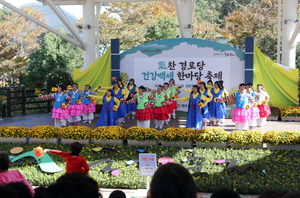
[153,85,169,129]
[91,90,120,126]
[209,81,227,126]
[81,85,96,124]
[39,85,69,128]
[135,86,153,128]
[67,83,82,126]
[246,83,260,130]
[176,85,209,129]
[162,82,172,124]
[199,82,213,127]
[126,79,138,119]
[232,83,251,130]
[256,84,271,127]
[44,141,90,174]
[168,79,179,119]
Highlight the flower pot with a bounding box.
[28,138,58,144]
[281,116,300,122]
[61,139,89,144]
[196,142,227,148]
[35,88,41,93]
[265,143,300,150]
[161,141,192,147]
[127,140,158,146]
[0,137,27,143]
[230,143,263,149]
[267,116,278,121]
[92,139,124,146]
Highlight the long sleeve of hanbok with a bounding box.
[114,97,120,108]
[176,95,190,101]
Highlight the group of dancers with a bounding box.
[42,78,270,131]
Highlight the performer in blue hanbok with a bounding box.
[126,79,138,119]
[209,81,227,126]
[91,90,120,126]
[198,82,213,127]
[176,85,209,129]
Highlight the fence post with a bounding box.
[21,85,26,115]
[6,86,11,117]
[1,102,6,117]
[47,100,51,113]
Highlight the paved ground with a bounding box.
[1,112,298,198]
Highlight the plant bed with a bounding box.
[267,116,278,121]
[92,139,124,146]
[265,143,300,150]
[194,128,228,148]
[160,141,192,147]
[230,143,263,149]
[28,138,58,144]
[127,140,158,146]
[3,143,300,195]
[281,116,300,122]
[196,142,227,148]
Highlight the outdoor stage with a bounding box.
[0,112,299,133]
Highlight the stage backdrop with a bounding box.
[120,38,245,112]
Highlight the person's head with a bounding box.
[113,82,121,90]
[0,185,18,198]
[257,84,264,92]
[157,85,163,93]
[106,89,113,97]
[117,78,124,87]
[70,141,83,155]
[169,79,175,86]
[47,172,101,198]
[239,83,247,92]
[72,83,78,91]
[34,186,47,198]
[6,182,32,198]
[149,163,196,198]
[138,86,147,95]
[258,189,281,198]
[246,83,253,92]
[0,152,9,172]
[207,80,213,86]
[211,189,241,198]
[191,85,200,94]
[199,82,207,90]
[128,79,136,86]
[57,85,64,93]
[85,85,91,91]
[219,80,224,86]
[214,81,223,89]
[163,83,169,90]
[109,190,126,198]
[284,191,300,198]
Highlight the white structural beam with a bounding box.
[0,0,85,49]
[44,0,85,47]
[174,0,195,38]
[95,2,102,59]
[82,0,96,69]
[276,0,282,64]
[281,0,298,68]
[290,20,300,47]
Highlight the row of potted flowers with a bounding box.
[268,106,300,121]
[1,126,300,149]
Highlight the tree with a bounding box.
[24,30,83,87]
[45,69,74,90]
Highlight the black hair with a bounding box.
[0,152,9,171]
[191,85,200,94]
[0,185,18,198]
[57,85,64,91]
[127,79,136,87]
[6,182,32,198]
[239,83,247,88]
[34,186,47,198]
[85,85,91,89]
[73,83,78,88]
[214,81,224,90]
[109,190,126,198]
[70,141,83,155]
[106,89,113,96]
[246,83,253,88]
[117,78,125,87]
[157,85,163,90]
[219,80,224,86]
[150,163,196,198]
[211,189,241,198]
[199,82,207,90]
[138,86,147,92]
[163,82,169,87]
[169,79,175,85]
[284,191,300,198]
[258,189,281,198]
[207,80,213,85]
[47,172,101,198]
[113,82,121,90]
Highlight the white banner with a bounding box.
[134,58,231,112]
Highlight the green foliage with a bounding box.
[45,69,73,90]
[228,130,264,145]
[264,130,300,145]
[0,7,12,22]
[3,143,300,195]
[25,30,83,87]
[144,16,178,42]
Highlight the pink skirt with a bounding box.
[249,106,260,120]
[81,103,96,114]
[52,107,69,119]
[153,106,169,120]
[232,107,250,123]
[68,104,83,116]
[257,105,271,118]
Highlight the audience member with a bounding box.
[33,186,47,198]
[259,189,282,198]
[6,182,32,198]
[284,191,300,198]
[211,189,241,198]
[109,190,126,198]
[0,185,18,198]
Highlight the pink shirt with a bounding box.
[0,170,35,196]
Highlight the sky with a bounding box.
[2,0,83,18]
